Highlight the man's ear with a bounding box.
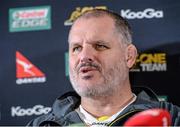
[125,44,137,68]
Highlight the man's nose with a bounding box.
[79,46,95,63]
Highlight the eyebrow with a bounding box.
[91,40,111,48]
[94,40,110,45]
[69,41,82,48]
[69,40,110,47]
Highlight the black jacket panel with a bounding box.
[27,87,180,126]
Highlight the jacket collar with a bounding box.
[51,86,159,125]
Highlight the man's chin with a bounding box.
[73,86,97,97]
[75,87,113,98]
[80,74,95,80]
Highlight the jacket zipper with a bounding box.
[108,109,143,126]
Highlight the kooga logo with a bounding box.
[121,8,164,19]
[11,105,51,117]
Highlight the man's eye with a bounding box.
[95,44,108,50]
[73,46,82,52]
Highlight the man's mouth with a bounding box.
[78,66,99,80]
[79,66,98,73]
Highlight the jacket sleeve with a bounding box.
[26,118,39,126]
[160,101,180,126]
[26,113,58,126]
[26,116,46,126]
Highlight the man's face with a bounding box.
[68,16,129,97]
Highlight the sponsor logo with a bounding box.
[11,105,51,117]
[9,6,51,32]
[0,104,1,120]
[130,53,167,72]
[16,51,46,84]
[64,6,107,26]
[121,8,164,19]
[158,96,168,101]
[65,52,69,77]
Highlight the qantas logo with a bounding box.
[16,51,46,84]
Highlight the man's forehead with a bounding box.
[72,14,114,27]
[68,15,119,45]
[69,15,115,37]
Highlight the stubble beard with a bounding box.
[69,61,128,98]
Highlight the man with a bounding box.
[28,9,180,126]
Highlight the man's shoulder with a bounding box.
[132,86,180,109]
[27,113,55,126]
[27,91,81,126]
[131,86,180,126]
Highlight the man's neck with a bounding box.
[80,85,133,118]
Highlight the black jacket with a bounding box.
[27,87,180,126]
